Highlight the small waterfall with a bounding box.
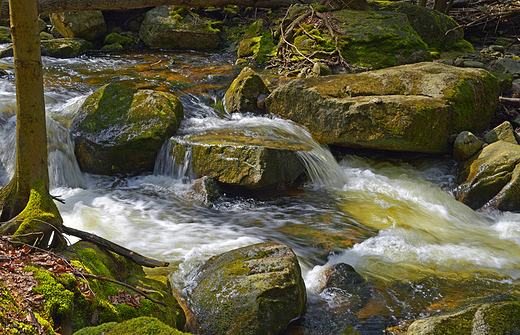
[154,112,348,188]
[47,117,85,188]
[154,139,194,180]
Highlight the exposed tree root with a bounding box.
[269,4,367,73]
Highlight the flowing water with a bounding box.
[0,50,520,334]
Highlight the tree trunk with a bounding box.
[0,0,63,248]
[0,0,315,20]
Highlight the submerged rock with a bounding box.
[266,62,499,154]
[169,130,308,189]
[50,11,107,41]
[456,141,520,211]
[71,82,183,176]
[181,242,307,335]
[224,67,271,114]
[139,6,220,50]
[406,300,520,335]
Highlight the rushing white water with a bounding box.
[0,51,519,333]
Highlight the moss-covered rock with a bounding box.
[169,130,309,189]
[370,1,472,53]
[0,281,42,335]
[237,19,275,63]
[73,317,191,335]
[71,82,184,176]
[456,140,520,211]
[266,62,500,153]
[331,10,431,69]
[139,6,220,50]
[224,67,270,114]
[60,241,186,333]
[41,38,93,58]
[50,11,107,41]
[181,242,306,335]
[407,300,520,334]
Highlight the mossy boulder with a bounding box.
[330,10,431,69]
[266,62,500,153]
[73,317,191,335]
[139,6,220,50]
[60,241,186,333]
[71,82,183,176]
[224,67,271,114]
[41,38,93,58]
[456,141,520,211]
[102,33,138,52]
[371,1,473,53]
[181,242,307,335]
[407,300,520,334]
[50,11,107,41]
[169,130,309,189]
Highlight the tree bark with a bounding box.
[0,0,63,248]
[0,0,315,20]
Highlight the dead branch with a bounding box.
[61,225,169,268]
[499,97,520,107]
[72,271,168,307]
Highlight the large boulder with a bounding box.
[42,38,93,58]
[139,6,220,50]
[266,62,500,153]
[371,1,473,53]
[181,242,307,335]
[238,8,431,69]
[224,67,271,114]
[407,300,520,335]
[456,140,520,211]
[169,130,308,189]
[50,11,107,41]
[73,317,190,335]
[71,83,183,176]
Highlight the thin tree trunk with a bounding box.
[0,0,315,20]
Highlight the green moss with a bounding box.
[73,322,118,335]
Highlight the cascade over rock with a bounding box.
[266,62,500,154]
[139,6,220,50]
[71,82,183,176]
[456,140,520,211]
[169,130,309,189]
[50,11,107,41]
[179,242,307,335]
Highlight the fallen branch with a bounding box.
[72,271,168,307]
[499,96,520,107]
[61,225,169,268]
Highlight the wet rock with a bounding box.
[168,130,308,189]
[139,6,219,50]
[483,121,517,144]
[189,176,221,206]
[317,263,368,294]
[71,82,183,176]
[490,57,520,78]
[50,11,107,41]
[266,62,499,154]
[456,141,520,211]
[104,32,137,51]
[453,131,484,161]
[406,300,520,335]
[41,38,93,58]
[224,67,270,114]
[181,242,306,335]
